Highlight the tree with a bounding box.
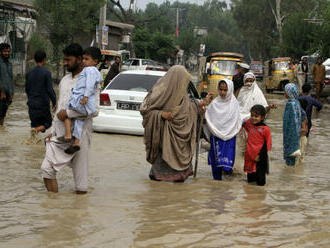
[149,32,175,63]
[34,0,105,80]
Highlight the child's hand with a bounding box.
[44,134,52,143]
[57,109,67,121]
[254,155,260,162]
[80,96,88,105]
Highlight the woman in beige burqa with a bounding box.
[140,65,204,182]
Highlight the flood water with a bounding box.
[1,88,330,247]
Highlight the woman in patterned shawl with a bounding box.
[283,83,302,166]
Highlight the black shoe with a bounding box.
[65,145,80,154]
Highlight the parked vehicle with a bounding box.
[250,61,263,80]
[121,58,166,71]
[264,57,294,93]
[93,70,200,135]
[197,52,244,96]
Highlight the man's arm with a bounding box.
[311,97,323,111]
[46,71,56,106]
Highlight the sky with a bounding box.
[120,0,232,10]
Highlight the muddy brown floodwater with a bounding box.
[1,89,330,248]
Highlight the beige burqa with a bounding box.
[140,65,198,171]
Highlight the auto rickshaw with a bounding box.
[264,57,294,93]
[197,52,244,97]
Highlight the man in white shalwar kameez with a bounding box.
[41,43,99,194]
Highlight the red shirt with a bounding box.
[243,119,272,173]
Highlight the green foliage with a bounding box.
[311,3,330,58]
[280,12,315,59]
[130,0,244,62]
[149,32,175,63]
[133,28,152,58]
[27,33,52,60]
[231,0,328,60]
[33,0,105,78]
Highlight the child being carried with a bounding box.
[61,47,103,154]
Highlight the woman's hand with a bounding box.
[161,111,174,121]
[199,101,207,114]
[266,104,277,113]
[205,93,214,105]
[254,155,260,162]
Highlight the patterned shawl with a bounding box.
[283,83,301,158]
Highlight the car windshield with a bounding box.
[251,64,262,70]
[210,60,236,76]
[142,60,156,65]
[122,60,132,66]
[274,61,290,71]
[106,74,162,92]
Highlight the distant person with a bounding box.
[0,43,13,125]
[103,56,121,88]
[60,47,103,154]
[295,57,308,94]
[298,84,322,137]
[233,62,249,97]
[243,105,272,186]
[283,83,303,166]
[25,50,57,143]
[312,57,326,101]
[98,57,111,71]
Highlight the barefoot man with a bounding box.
[41,43,99,194]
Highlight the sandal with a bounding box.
[65,145,80,154]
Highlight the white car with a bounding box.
[121,58,165,71]
[93,70,166,135]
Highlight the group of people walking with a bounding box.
[141,65,323,187]
[0,41,324,193]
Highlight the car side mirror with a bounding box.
[207,68,211,75]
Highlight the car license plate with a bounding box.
[117,101,141,111]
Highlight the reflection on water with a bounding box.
[1,90,330,247]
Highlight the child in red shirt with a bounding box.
[243,104,272,186]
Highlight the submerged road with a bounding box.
[1,89,330,247]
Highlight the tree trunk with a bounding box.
[276,0,283,44]
[269,0,283,44]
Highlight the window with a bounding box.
[131,60,139,66]
[274,61,290,71]
[123,60,132,66]
[107,74,162,92]
[142,60,156,65]
[210,60,237,76]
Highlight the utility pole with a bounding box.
[176,7,179,38]
[98,2,107,49]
